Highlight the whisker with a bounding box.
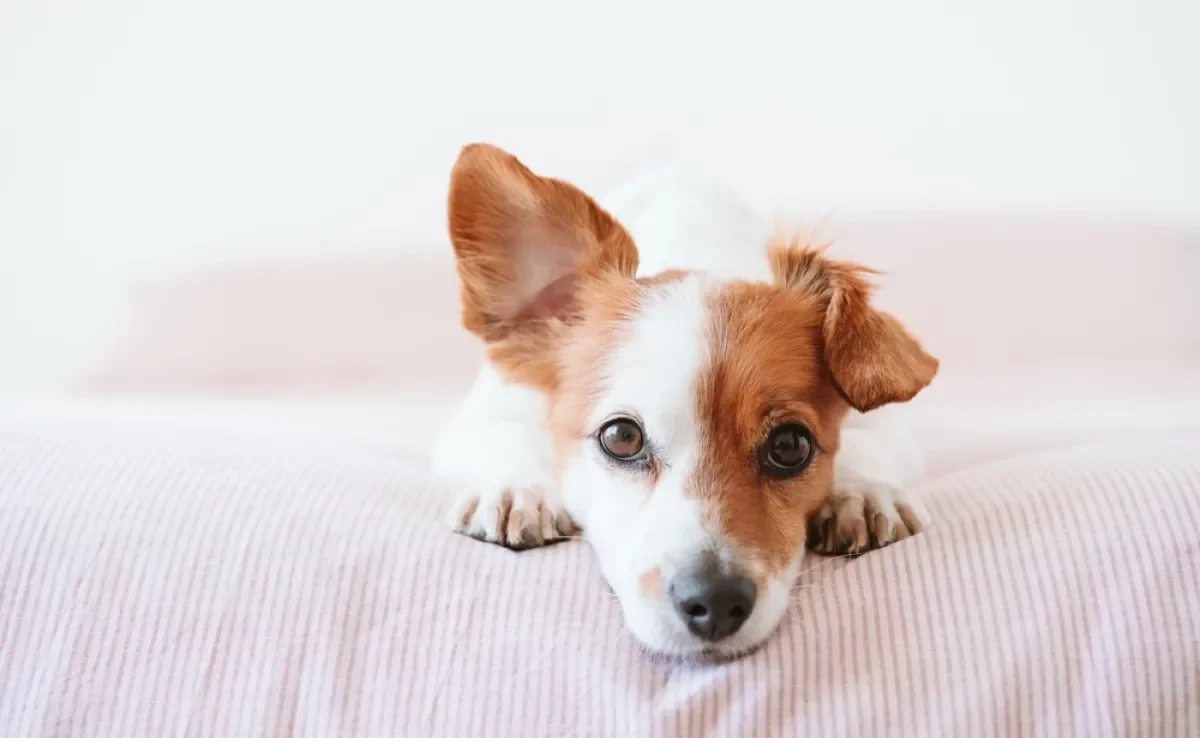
[795,553,854,579]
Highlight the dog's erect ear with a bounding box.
[769,240,938,412]
[447,143,639,341]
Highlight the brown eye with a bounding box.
[762,424,813,478]
[599,418,645,460]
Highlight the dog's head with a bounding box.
[447,143,937,658]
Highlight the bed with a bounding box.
[2,215,1198,737]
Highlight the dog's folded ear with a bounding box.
[769,240,938,412]
[447,144,639,342]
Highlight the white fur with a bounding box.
[560,277,714,653]
[432,363,566,546]
[600,161,774,282]
[431,163,930,656]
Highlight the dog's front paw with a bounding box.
[447,485,578,550]
[808,478,929,555]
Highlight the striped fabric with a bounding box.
[2,415,1199,737]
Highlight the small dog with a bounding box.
[432,144,938,659]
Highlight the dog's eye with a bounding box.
[598,418,645,460]
[761,424,814,478]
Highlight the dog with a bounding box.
[431,144,938,660]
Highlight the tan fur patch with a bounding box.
[691,281,850,573]
[638,568,663,599]
[767,236,939,411]
[485,319,568,393]
[447,142,638,343]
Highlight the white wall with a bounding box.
[1,0,1198,389]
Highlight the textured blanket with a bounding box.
[2,412,1197,737]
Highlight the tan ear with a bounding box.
[769,240,938,412]
[447,143,638,342]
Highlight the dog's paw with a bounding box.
[808,478,929,555]
[446,485,578,550]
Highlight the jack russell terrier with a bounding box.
[432,144,937,659]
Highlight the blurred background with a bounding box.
[1,0,1197,438]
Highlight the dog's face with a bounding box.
[448,144,937,658]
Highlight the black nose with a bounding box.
[669,567,757,642]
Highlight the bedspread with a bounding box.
[2,410,1197,737]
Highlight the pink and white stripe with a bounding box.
[2,414,1198,737]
